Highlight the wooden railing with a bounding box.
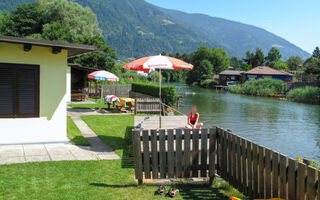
[132,128,216,184]
[134,98,161,114]
[132,127,320,199]
[216,127,319,200]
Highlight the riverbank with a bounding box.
[228,79,319,104]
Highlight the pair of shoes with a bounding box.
[156,185,166,195]
[168,188,179,198]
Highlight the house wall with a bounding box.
[66,66,71,103]
[0,42,69,144]
[245,74,293,82]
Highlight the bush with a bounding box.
[287,86,320,103]
[132,82,177,106]
[229,79,286,96]
[200,79,219,88]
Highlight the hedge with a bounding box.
[132,82,177,106]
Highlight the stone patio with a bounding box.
[0,143,119,165]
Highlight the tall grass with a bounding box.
[287,86,320,103]
[229,79,286,96]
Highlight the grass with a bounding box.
[229,79,286,97]
[287,86,320,103]
[0,115,246,199]
[67,117,90,146]
[69,98,116,110]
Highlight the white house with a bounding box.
[0,36,97,144]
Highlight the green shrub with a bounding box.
[132,82,177,106]
[200,79,219,88]
[229,79,286,96]
[287,86,320,103]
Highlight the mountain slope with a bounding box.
[160,8,310,59]
[0,0,310,59]
[74,0,231,59]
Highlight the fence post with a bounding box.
[132,129,143,184]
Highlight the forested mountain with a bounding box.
[160,8,310,59]
[0,0,310,59]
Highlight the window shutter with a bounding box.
[17,65,39,117]
[0,65,15,117]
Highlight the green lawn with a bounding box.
[67,116,90,146]
[69,98,116,110]
[0,115,246,199]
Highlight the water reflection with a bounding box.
[173,83,320,161]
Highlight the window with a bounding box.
[0,63,39,118]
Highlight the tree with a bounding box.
[266,47,282,65]
[254,48,265,67]
[71,35,117,71]
[286,56,303,71]
[150,71,161,82]
[272,60,289,71]
[312,46,320,58]
[186,59,213,85]
[303,57,320,75]
[41,21,71,42]
[39,0,101,41]
[243,48,264,67]
[0,2,44,37]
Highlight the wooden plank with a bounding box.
[279,154,287,199]
[297,162,306,200]
[151,130,158,179]
[227,131,232,182]
[142,130,151,179]
[287,158,297,200]
[192,129,200,177]
[167,129,174,178]
[200,128,208,177]
[209,127,216,180]
[317,171,320,200]
[132,130,143,182]
[265,148,272,198]
[306,166,316,200]
[247,141,253,198]
[159,129,166,178]
[220,128,226,179]
[241,138,247,195]
[232,134,237,187]
[184,129,191,178]
[272,152,279,198]
[236,136,242,191]
[175,129,183,178]
[258,146,265,198]
[252,143,259,198]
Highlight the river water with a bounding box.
[173,83,320,161]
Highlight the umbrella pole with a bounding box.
[159,68,162,128]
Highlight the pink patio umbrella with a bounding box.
[124,55,194,127]
[88,70,119,104]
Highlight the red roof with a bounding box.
[244,66,292,76]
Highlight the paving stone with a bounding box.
[72,152,98,160]
[0,149,24,157]
[47,148,70,156]
[0,145,23,150]
[25,155,51,163]
[50,154,75,161]
[97,154,120,160]
[24,148,47,156]
[5,157,26,165]
[23,144,45,150]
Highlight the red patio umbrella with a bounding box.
[124,55,194,128]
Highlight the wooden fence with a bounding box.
[102,84,131,97]
[87,84,131,98]
[134,98,161,114]
[132,128,216,184]
[132,127,320,199]
[216,127,319,200]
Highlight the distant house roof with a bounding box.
[219,70,244,76]
[244,66,293,76]
[212,74,219,80]
[0,36,98,58]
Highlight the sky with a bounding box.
[146,0,319,54]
